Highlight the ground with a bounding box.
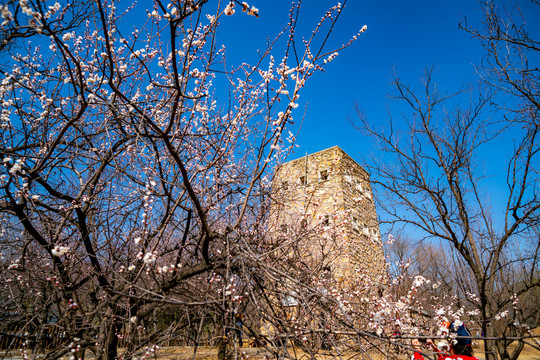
[2,331,539,360]
[2,344,539,360]
[137,341,540,360]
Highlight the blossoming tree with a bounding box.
[0,0,378,359]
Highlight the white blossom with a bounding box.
[452,319,463,328]
[224,3,235,16]
[495,310,508,320]
[0,5,13,22]
[143,252,156,264]
[412,275,427,288]
[51,246,69,256]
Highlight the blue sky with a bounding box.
[215,0,539,237]
[218,0,490,158]
[5,0,534,235]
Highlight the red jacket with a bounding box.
[438,354,479,360]
[412,352,479,360]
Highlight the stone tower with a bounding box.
[270,146,386,287]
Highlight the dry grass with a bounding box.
[153,328,540,359]
[149,335,540,360]
[135,346,348,360]
[471,327,540,360]
[3,332,538,360]
[127,344,540,360]
[472,342,540,360]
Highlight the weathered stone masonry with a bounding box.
[270,146,386,286]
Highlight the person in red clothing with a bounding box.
[411,337,428,360]
[437,321,479,360]
[411,336,437,360]
[410,322,478,360]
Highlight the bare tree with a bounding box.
[356,62,539,359]
[357,1,540,357]
[460,0,540,125]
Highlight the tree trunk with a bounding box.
[95,307,123,360]
[217,335,228,360]
[105,320,120,360]
[482,324,496,360]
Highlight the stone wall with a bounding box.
[270,146,386,287]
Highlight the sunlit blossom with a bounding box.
[224,3,235,16]
[51,246,69,257]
